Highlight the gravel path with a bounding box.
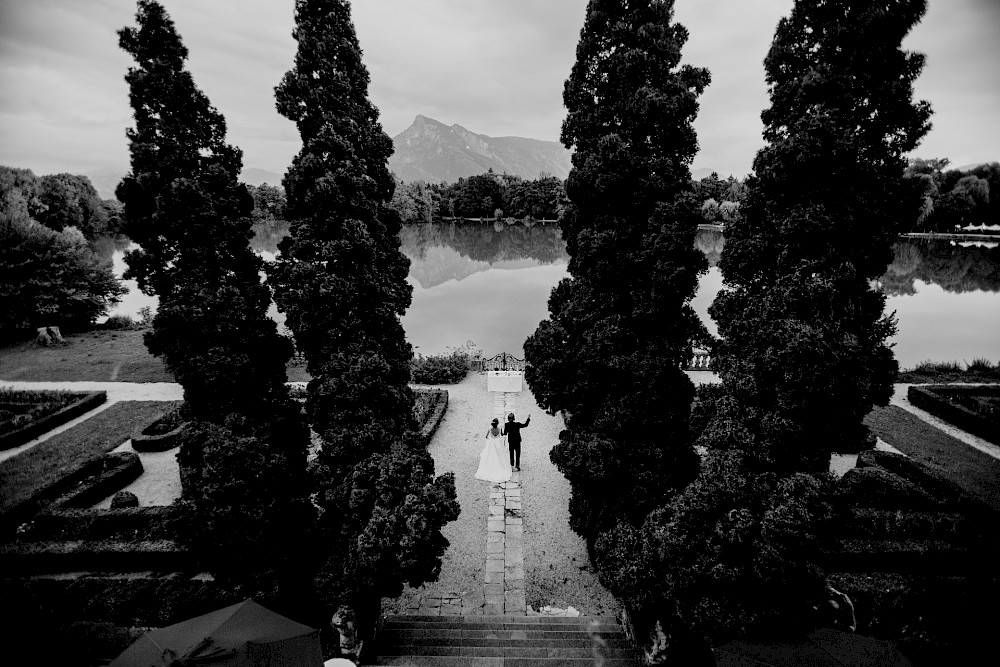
[384,373,620,617]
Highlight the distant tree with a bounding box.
[270,0,458,636]
[246,183,286,225]
[707,0,932,472]
[1,189,124,333]
[36,173,110,239]
[525,0,709,545]
[117,0,314,611]
[455,171,503,217]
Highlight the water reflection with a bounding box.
[101,225,999,368]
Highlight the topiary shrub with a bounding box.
[131,405,188,452]
[110,491,139,509]
[594,450,835,646]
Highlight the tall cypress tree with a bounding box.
[706,0,932,472]
[271,0,458,628]
[117,0,314,609]
[525,0,710,544]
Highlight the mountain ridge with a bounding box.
[387,115,572,183]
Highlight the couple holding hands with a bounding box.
[475,412,530,483]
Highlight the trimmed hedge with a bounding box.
[131,406,188,452]
[414,388,448,445]
[1,452,142,536]
[842,508,979,541]
[837,466,938,510]
[828,571,1000,666]
[1,571,230,629]
[23,506,177,542]
[0,538,191,574]
[824,539,975,574]
[855,449,988,515]
[0,391,106,450]
[908,384,1000,445]
[411,351,470,384]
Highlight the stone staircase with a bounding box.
[369,614,641,666]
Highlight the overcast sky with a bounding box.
[1,0,998,179]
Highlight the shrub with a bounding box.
[594,450,835,645]
[100,314,140,330]
[410,351,469,384]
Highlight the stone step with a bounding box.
[379,631,632,647]
[377,645,637,659]
[372,657,638,666]
[372,615,641,666]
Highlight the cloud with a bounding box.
[0,0,997,178]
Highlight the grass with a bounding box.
[0,328,309,383]
[864,405,1000,511]
[898,359,1000,384]
[0,400,180,515]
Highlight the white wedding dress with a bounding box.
[475,427,512,483]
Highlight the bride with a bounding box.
[475,417,512,483]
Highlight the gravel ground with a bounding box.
[384,373,619,617]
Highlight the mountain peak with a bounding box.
[389,116,571,183]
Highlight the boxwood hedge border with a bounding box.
[0,391,107,450]
[416,388,448,446]
[907,384,1000,445]
[131,407,188,452]
[1,451,143,536]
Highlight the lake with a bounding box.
[104,223,1000,370]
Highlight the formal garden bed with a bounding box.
[907,384,1000,445]
[0,401,180,531]
[0,389,106,450]
[864,405,1000,511]
[827,449,1000,666]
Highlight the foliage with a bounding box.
[594,450,835,644]
[117,0,313,610]
[907,384,1000,444]
[36,173,112,239]
[0,195,125,332]
[525,0,710,543]
[389,172,568,223]
[903,158,1000,231]
[692,172,747,224]
[707,0,932,473]
[247,182,286,226]
[270,0,459,628]
[411,350,470,384]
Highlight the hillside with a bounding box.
[388,115,572,183]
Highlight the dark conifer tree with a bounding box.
[270,0,458,628]
[706,0,932,472]
[525,0,710,543]
[117,0,314,609]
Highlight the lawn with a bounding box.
[864,405,1000,512]
[0,400,180,515]
[0,328,310,383]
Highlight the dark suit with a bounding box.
[502,416,530,468]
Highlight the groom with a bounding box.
[503,412,530,471]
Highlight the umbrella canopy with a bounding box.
[715,628,912,667]
[111,599,323,667]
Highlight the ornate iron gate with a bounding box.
[480,352,526,372]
